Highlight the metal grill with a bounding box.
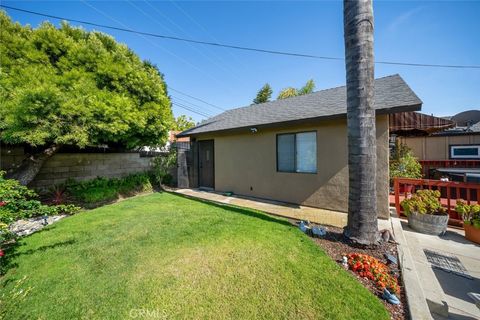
[424,249,473,279]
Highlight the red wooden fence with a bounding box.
[393,177,480,226]
[419,160,480,178]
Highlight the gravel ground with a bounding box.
[293,221,408,320]
[9,215,67,237]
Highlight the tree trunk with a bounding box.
[5,144,61,186]
[343,0,379,245]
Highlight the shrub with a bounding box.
[455,200,480,229]
[0,171,80,224]
[65,172,153,204]
[152,149,176,187]
[0,222,16,246]
[389,142,422,181]
[401,189,445,215]
[43,184,72,205]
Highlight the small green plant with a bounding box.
[0,222,16,247]
[0,171,80,224]
[455,200,480,229]
[389,142,422,181]
[152,149,176,187]
[43,184,72,205]
[0,222,17,275]
[401,190,446,215]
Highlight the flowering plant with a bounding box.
[456,199,480,229]
[347,253,400,294]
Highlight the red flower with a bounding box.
[0,201,6,207]
[0,250,4,257]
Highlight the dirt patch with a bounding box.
[292,221,408,320]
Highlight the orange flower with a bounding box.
[346,253,400,294]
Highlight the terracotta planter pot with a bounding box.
[464,224,480,244]
[407,212,449,236]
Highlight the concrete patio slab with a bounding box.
[391,217,435,320]
[394,217,480,320]
[173,188,350,227]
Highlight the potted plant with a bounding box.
[455,200,480,244]
[401,190,448,235]
[390,142,422,193]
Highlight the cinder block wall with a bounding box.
[0,145,25,171]
[31,153,152,188]
[0,145,153,189]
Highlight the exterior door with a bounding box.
[198,140,214,188]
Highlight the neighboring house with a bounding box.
[177,74,422,218]
[169,130,190,144]
[399,110,480,161]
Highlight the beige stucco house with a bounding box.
[177,74,422,219]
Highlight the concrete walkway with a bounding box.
[393,217,480,320]
[173,188,350,227]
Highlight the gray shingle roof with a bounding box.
[178,74,422,137]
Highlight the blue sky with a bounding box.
[3,1,479,122]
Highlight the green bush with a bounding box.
[65,172,153,204]
[455,200,480,228]
[390,142,422,181]
[401,190,446,216]
[0,171,80,224]
[152,150,176,187]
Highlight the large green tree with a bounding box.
[252,83,272,104]
[0,12,173,185]
[173,115,196,131]
[343,0,378,245]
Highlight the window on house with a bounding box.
[277,131,317,173]
[450,145,480,159]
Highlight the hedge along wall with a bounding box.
[0,145,153,189]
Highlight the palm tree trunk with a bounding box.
[343,0,379,245]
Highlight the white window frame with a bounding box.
[450,145,480,159]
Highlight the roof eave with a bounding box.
[177,103,422,138]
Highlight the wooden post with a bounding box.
[394,178,401,216]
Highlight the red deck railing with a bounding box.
[392,177,480,226]
[419,160,480,178]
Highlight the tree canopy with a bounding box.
[173,115,196,131]
[298,79,315,95]
[277,87,298,100]
[0,12,173,150]
[277,79,315,100]
[252,83,272,104]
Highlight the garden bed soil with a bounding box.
[294,222,408,320]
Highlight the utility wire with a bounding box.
[172,102,213,118]
[169,88,226,111]
[171,95,221,114]
[78,0,225,116]
[2,4,479,70]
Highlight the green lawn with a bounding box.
[1,192,389,320]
